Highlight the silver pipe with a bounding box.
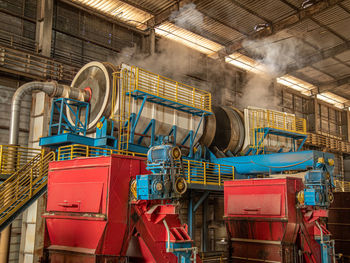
[9,81,89,145]
[315,220,324,244]
[163,219,171,253]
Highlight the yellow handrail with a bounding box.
[113,65,212,113]
[334,179,350,192]
[0,151,55,227]
[57,144,235,186]
[0,145,43,175]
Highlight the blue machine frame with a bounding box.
[48,98,89,136]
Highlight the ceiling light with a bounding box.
[155,22,224,55]
[254,23,270,32]
[317,92,348,109]
[276,75,314,95]
[301,0,315,9]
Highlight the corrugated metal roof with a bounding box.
[313,5,350,40]
[197,16,245,45]
[122,0,174,14]
[169,6,244,46]
[295,67,335,82]
[341,0,350,11]
[313,58,350,78]
[288,19,344,50]
[194,0,266,34]
[282,0,301,8]
[335,50,350,65]
[234,0,296,22]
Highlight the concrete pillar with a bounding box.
[36,0,54,57]
[149,29,155,55]
[19,92,51,263]
[17,1,54,261]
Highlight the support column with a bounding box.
[36,0,54,57]
[18,1,54,262]
[149,29,155,55]
[188,191,194,238]
[201,197,208,252]
[19,93,52,263]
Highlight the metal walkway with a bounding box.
[0,151,55,232]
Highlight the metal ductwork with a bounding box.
[9,81,90,145]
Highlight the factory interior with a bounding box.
[1,0,350,262]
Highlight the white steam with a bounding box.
[170,3,204,33]
[240,35,304,109]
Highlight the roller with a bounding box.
[201,106,245,155]
[67,61,118,131]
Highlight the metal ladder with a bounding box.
[112,69,132,151]
[0,151,55,232]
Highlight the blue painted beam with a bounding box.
[193,191,209,212]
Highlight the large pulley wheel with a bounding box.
[67,61,118,131]
[174,177,187,195]
[171,146,182,160]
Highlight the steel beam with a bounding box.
[188,191,194,238]
[220,0,346,56]
[193,191,209,212]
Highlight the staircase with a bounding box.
[0,150,55,232]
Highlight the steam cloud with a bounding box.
[239,35,304,109]
[170,3,204,33]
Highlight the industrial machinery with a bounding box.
[224,151,336,262]
[44,144,199,263]
[0,61,338,263]
[136,138,187,200]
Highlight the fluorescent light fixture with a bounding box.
[225,53,264,74]
[276,75,314,95]
[155,22,224,56]
[317,92,348,109]
[71,0,153,29]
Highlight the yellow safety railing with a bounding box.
[334,179,350,192]
[113,65,212,113]
[133,66,212,112]
[182,159,234,186]
[249,109,307,134]
[57,144,234,186]
[248,108,307,154]
[0,151,55,227]
[57,144,146,160]
[0,145,44,175]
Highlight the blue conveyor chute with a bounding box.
[213,150,334,175]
